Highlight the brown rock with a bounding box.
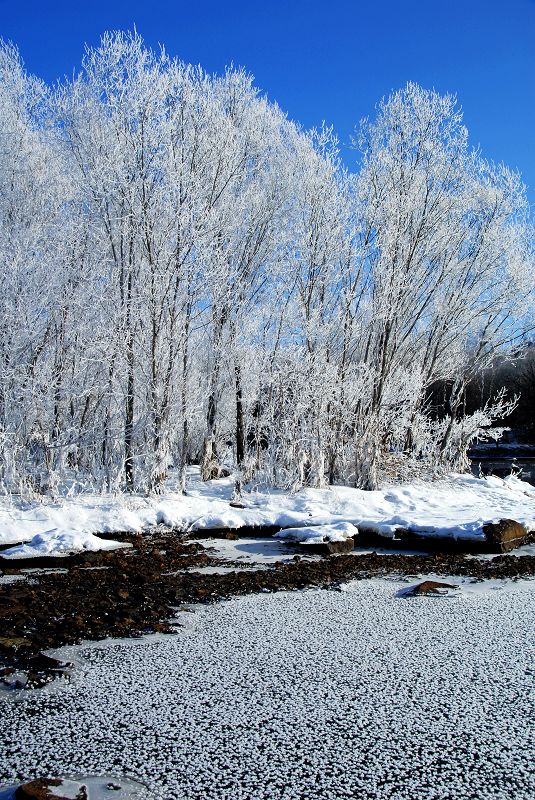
[483,519,528,553]
[15,779,87,800]
[407,580,458,596]
[0,636,31,650]
[27,653,70,672]
[303,538,355,555]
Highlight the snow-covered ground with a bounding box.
[0,530,131,560]
[1,470,534,557]
[1,577,533,799]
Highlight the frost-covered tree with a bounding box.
[345,83,534,487]
[0,38,532,495]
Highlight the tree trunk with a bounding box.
[124,267,135,491]
[125,345,134,491]
[235,361,245,469]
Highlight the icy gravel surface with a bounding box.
[1,579,534,800]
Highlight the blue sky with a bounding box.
[1,0,534,203]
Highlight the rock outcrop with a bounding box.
[405,580,459,596]
[483,519,528,553]
[15,779,88,800]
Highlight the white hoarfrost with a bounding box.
[0,578,534,799]
[1,470,534,557]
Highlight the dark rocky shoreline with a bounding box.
[1,529,535,688]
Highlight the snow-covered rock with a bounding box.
[274,521,358,544]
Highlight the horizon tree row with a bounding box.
[0,31,533,495]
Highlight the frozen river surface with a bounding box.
[1,577,534,800]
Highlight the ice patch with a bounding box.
[1,578,534,799]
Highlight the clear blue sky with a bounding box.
[1,0,534,204]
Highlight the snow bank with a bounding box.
[1,530,131,559]
[0,497,151,547]
[0,469,534,556]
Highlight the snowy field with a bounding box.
[1,470,535,557]
[1,577,534,800]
